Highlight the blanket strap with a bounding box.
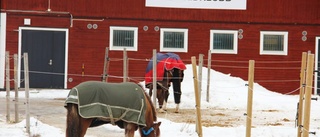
[107,105,115,125]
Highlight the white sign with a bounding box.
[146,0,246,10]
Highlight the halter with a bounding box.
[142,127,154,136]
[141,122,158,137]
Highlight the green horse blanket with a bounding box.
[65,81,147,126]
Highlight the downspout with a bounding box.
[2,9,105,27]
[47,0,51,12]
[2,9,73,27]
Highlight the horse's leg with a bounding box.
[173,90,182,113]
[162,101,167,111]
[175,103,180,113]
[148,87,153,97]
[66,103,92,137]
[157,88,166,113]
[162,90,169,111]
[172,69,182,113]
[124,123,138,137]
[79,118,93,137]
[66,103,81,137]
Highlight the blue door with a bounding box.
[21,29,66,88]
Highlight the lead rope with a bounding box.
[156,82,169,91]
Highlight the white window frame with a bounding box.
[160,28,188,53]
[109,26,138,51]
[260,31,288,55]
[210,30,238,54]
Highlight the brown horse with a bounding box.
[65,81,161,137]
[147,68,184,113]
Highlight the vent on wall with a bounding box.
[24,18,31,25]
[238,29,243,39]
[302,31,307,41]
[87,24,98,29]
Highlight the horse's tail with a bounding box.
[66,103,80,137]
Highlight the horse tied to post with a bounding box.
[145,52,186,113]
[64,81,161,137]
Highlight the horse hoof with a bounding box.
[158,109,166,113]
[174,104,180,113]
[162,107,167,111]
[162,101,167,110]
[174,109,179,113]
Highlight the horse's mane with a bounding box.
[143,91,157,121]
[137,83,157,121]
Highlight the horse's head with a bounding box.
[140,122,161,137]
[155,68,184,109]
[154,69,172,108]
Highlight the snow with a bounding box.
[1,64,320,137]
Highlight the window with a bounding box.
[260,31,288,55]
[160,28,188,52]
[210,30,238,54]
[109,26,138,51]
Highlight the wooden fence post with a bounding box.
[123,48,128,82]
[23,53,30,134]
[14,54,19,123]
[302,53,314,137]
[102,47,109,82]
[198,54,203,105]
[5,51,10,123]
[152,49,157,107]
[297,52,307,137]
[206,50,211,102]
[246,60,255,137]
[191,56,202,137]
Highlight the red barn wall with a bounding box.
[1,0,320,94]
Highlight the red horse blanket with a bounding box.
[145,53,186,85]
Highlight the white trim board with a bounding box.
[0,13,7,89]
